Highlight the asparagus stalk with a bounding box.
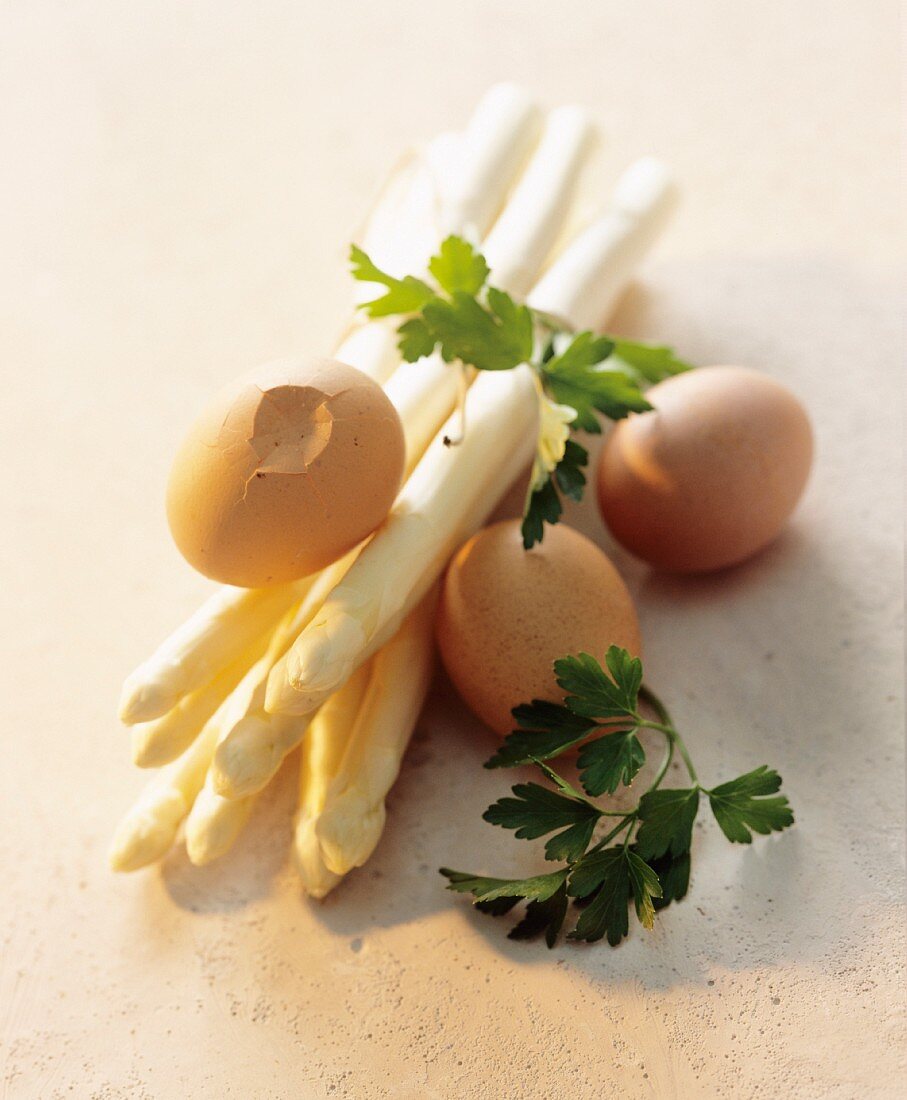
[122,584,345,868]
[438,83,540,240]
[209,557,359,799]
[294,664,373,897]
[482,104,595,296]
[530,156,677,329]
[109,712,221,871]
[266,158,677,721]
[315,589,437,877]
[129,632,273,767]
[118,585,303,726]
[109,603,309,871]
[184,774,255,867]
[110,94,603,871]
[183,778,252,862]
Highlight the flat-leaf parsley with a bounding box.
[441,647,793,947]
[350,236,692,548]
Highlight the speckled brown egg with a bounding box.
[596,365,813,573]
[437,520,642,736]
[166,357,405,587]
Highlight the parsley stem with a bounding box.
[674,737,698,785]
[647,734,675,792]
[638,684,671,726]
[638,684,699,784]
[588,813,636,855]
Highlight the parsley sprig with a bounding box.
[440,647,793,947]
[350,237,692,549]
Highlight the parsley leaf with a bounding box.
[611,338,692,384]
[440,867,569,904]
[428,235,490,295]
[555,647,643,720]
[567,847,662,944]
[349,244,435,318]
[521,440,589,550]
[708,767,794,843]
[569,878,630,944]
[576,729,646,795]
[483,782,601,862]
[643,849,692,912]
[396,317,436,362]
[567,846,624,899]
[422,288,533,372]
[553,438,588,500]
[521,477,560,551]
[486,700,596,769]
[508,883,569,947]
[542,332,652,430]
[627,849,663,929]
[635,787,700,859]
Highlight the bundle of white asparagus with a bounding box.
[111,85,677,896]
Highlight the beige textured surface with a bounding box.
[1,2,903,1097]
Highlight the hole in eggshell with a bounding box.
[246,385,335,474]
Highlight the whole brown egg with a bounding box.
[437,520,642,736]
[597,366,813,573]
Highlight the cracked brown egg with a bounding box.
[596,366,813,573]
[166,357,405,587]
[437,521,642,736]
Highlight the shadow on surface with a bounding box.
[159,755,297,914]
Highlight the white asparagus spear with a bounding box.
[530,156,678,329]
[184,776,255,867]
[118,88,541,728]
[111,93,564,867]
[384,105,595,470]
[211,111,599,798]
[340,85,538,400]
[353,132,460,292]
[338,131,463,384]
[294,663,373,897]
[267,158,678,719]
[130,631,271,767]
[117,588,341,869]
[295,449,535,893]
[110,605,307,871]
[111,604,311,872]
[315,590,437,877]
[109,717,220,872]
[482,104,595,296]
[331,322,400,386]
[206,550,364,802]
[438,83,540,241]
[118,584,304,726]
[183,602,323,867]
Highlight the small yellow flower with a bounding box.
[531,387,577,492]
